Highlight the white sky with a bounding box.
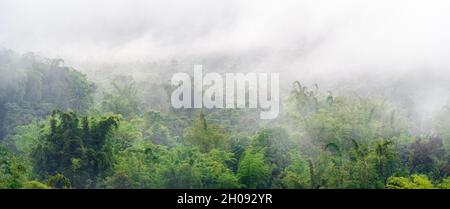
[1,0,449,68]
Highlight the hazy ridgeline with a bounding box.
[1,0,450,189]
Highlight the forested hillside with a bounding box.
[0,50,449,189]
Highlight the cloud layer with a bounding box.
[1,0,449,67]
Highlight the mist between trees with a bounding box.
[0,50,449,189]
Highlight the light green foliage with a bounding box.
[439,177,450,189]
[158,146,240,189]
[385,175,450,189]
[21,180,49,189]
[101,143,166,188]
[183,112,229,152]
[103,143,240,189]
[386,174,435,189]
[279,151,311,188]
[197,149,240,189]
[10,120,43,155]
[143,111,173,146]
[0,145,29,188]
[109,118,144,153]
[237,149,272,189]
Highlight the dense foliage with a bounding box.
[0,50,449,189]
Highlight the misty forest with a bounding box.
[0,49,449,189]
[2,1,450,190]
